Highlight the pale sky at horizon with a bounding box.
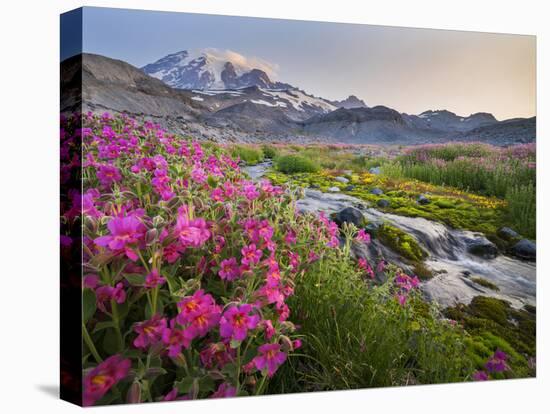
[74,7,536,120]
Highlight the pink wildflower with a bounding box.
[472,370,489,381]
[133,315,167,349]
[174,208,211,248]
[83,355,131,406]
[200,342,235,369]
[253,343,287,377]
[241,243,262,266]
[96,164,122,187]
[162,321,193,357]
[94,215,145,261]
[144,269,166,289]
[219,257,241,281]
[210,383,237,398]
[356,229,371,244]
[219,304,260,342]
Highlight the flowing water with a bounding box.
[244,163,536,309]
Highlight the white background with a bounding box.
[0,0,548,412]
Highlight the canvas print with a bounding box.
[60,7,536,406]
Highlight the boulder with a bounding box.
[335,176,349,184]
[466,239,498,259]
[364,221,381,237]
[333,207,365,227]
[369,167,381,175]
[328,186,340,192]
[417,194,430,205]
[345,185,356,191]
[510,239,536,261]
[370,188,384,196]
[377,199,390,208]
[498,227,519,241]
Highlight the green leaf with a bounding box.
[93,321,116,333]
[175,377,194,394]
[198,376,215,394]
[83,289,97,323]
[123,273,146,285]
[102,329,119,354]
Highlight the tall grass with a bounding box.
[506,184,536,238]
[230,145,264,165]
[275,155,320,174]
[268,246,472,393]
[383,143,536,238]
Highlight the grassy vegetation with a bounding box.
[275,154,320,174]
[505,183,536,238]
[261,144,278,159]
[230,144,264,165]
[384,143,536,238]
[268,256,474,393]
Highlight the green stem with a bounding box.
[152,285,159,315]
[82,322,102,363]
[235,345,241,392]
[256,374,268,395]
[111,299,124,352]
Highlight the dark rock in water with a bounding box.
[333,207,365,227]
[417,194,430,205]
[364,222,381,236]
[370,188,384,195]
[461,270,472,277]
[369,167,381,175]
[498,227,519,241]
[309,183,320,189]
[345,185,356,191]
[510,239,536,261]
[377,199,390,208]
[466,239,498,259]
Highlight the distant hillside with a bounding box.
[61,53,536,145]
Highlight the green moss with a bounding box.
[377,224,427,262]
[412,262,434,280]
[444,296,536,376]
[471,277,500,291]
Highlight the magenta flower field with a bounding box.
[59,111,534,406]
[59,7,536,407]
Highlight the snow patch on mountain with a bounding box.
[261,89,337,113]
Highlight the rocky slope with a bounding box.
[62,53,536,145]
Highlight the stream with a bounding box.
[244,162,536,309]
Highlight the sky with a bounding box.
[66,7,535,120]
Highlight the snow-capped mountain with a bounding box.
[141,49,291,90]
[65,53,534,145]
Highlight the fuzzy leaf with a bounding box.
[83,288,97,323]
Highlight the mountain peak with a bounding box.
[141,48,289,90]
[332,95,368,109]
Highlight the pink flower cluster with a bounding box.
[472,350,510,381]
[73,112,344,405]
